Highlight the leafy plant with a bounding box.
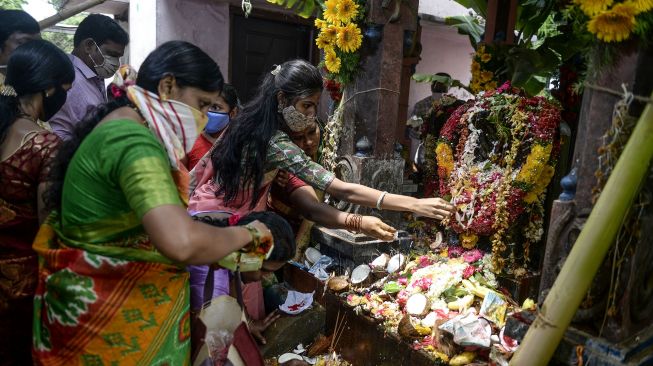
[266,0,323,18]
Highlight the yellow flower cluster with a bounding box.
[461,232,479,249]
[435,142,455,177]
[578,0,652,42]
[470,45,498,94]
[315,0,363,74]
[524,164,556,203]
[516,143,553,186]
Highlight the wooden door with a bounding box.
[231,14,313,102]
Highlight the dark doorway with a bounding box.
[231,14,313,102]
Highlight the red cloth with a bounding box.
[268,173,308,233]
[187,133,213,171]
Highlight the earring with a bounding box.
[277,104,284,113]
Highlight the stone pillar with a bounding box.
[331,0,419,223]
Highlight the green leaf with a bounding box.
[265,0,321,18]
[452,0,487,18]
[412,73,472,93]
[446,14,484,49]
[384,281,403,294]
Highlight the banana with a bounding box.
[447,294,474,310]
[449,351,476,365]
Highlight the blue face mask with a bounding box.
[205,111,230,134]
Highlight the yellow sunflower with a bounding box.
[336,23,362,53]
[575,0,613,16]
[481,52,492,62]
[324,0,340,24]
[325,48,341,73]
[480,70,494,82]
[336,0,359,23]
[588,2,637,42]
[322,25,338,42]
[315,18,327,30]
[315,33,333,49]
[471,60,481,73]
[629,0,653,13]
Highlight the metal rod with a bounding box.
[38,0,107,29]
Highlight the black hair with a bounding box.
[220,83,240,111]
[0,40,74,143]
[0,10,39,51]
[192,211,296,263]
[46,41,224,210]
[431,72,451,93]
[73,14,129,48]
[211,59,323,208]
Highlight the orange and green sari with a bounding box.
[32,120,191,366]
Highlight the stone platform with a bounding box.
[324,290,437,366]
[312,226,413,270]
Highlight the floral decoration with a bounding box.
[315,0,365,89]
[436,83,561,273]
[572,0,653,42]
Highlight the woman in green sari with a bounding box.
[33,41,273,366]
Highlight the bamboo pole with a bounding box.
[510,93,653,365]
[38,0,107,29]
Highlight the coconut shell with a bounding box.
[327,276,349,292]
[398,314,420,339]
[370,253,390,270]
[350,264,372,286]
[386,254,406,273]
[405,293,431,317]
[397,314,431,339]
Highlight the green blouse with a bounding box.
[61,119,182,244]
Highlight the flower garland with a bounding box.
[315,0,365,89]
[436,83,561,273]
[470,44,500,94]
[572,0,653,42]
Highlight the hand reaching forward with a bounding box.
[412,197,456,220]
[361,216,397,241]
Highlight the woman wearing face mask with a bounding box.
[0,40,74,366]
[34,41,274,365]
[188,60,456,322]
[269,119,397,249]
[187,83,240,170]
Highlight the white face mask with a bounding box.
[88,41,120,79]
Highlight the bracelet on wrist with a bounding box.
[376,191,388,210]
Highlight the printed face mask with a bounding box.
[205,111,230,134]
[89,41,120,79]
[281,105,316,132]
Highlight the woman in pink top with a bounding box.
[188,60,455,324]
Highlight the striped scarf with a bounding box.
[126,85,208,171]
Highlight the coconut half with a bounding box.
[327,276,349,292]
[304,247,322,265]
[405,293,431,317]
[386,253,406,273]
[370,253,390,270]
[350,264,372,286]
[278,353,304,363]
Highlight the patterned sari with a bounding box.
[32,86,208,366]
[0,130,60,365]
